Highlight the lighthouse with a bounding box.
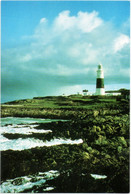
[96,64,105,95]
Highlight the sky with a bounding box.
[1,1,130,102]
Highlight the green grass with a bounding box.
[2,95,129,119]
[3,95,119,109]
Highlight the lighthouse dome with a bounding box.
[98,64,102,69]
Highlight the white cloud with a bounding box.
[77,11,103,33]
[40,18,47,24]
[113,34,130,53]
[21,54,32,62]
[53,10,76,31]
[53,10,103,33]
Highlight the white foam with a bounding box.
[90,174,107,179]
[43,187,54,191]
[0,138,83,151]
[1,124,52,135]
[0,170,59,193]
[0,134,10,143]
[40,170,60,179]
[0,117,83,151]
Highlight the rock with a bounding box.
[52,160,57,167]
[102,125,106,130]
[118,137,127,147]
[67,130,70,136]
[117,146,122,153]
[96,126,101,132]
[95,136,107,145]
[105,154,111,159]
[93,111,99,117]
[92,126,96,132]
[82,152,90,160]
[87,147,93,153]
[82,143,88,150]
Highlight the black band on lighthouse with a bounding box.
[96,78,104,88]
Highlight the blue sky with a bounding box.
[1,1,130,102]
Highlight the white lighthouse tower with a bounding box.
[95,64,105,95]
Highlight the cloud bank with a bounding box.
[2,10,130,102]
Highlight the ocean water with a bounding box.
[0,170,60,193]
[1,117,83,151]
[1,117,64,126]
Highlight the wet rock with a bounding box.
[93,110,99,117]
[95,135,108,145]
[82,152,90,160]
[82,143,88,151]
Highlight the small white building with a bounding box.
[82,90,88,96]
[105,92,121,96]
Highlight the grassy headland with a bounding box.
[1,95,129,119]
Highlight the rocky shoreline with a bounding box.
[1,113,129,192]
[1,96,130,193]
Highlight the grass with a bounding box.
[2,95,118,109]
[1,95,129,119]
